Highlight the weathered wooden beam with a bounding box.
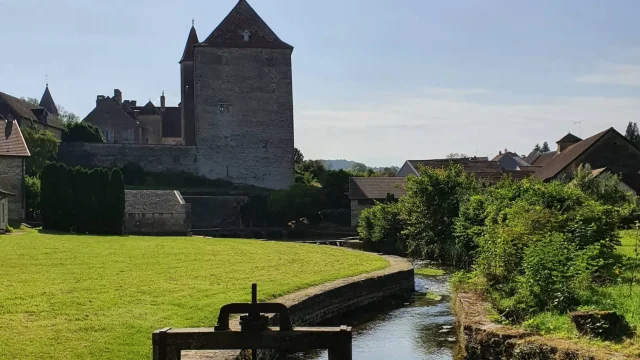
[152,326,352,356]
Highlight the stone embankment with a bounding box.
[182,255,414,360]
[454,291,631,360]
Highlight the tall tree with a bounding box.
[533,143,541,152]
[541,141,551,153]
[21,126,59,177]
[625,121,640,148]
[294,147,304,165]
[350,162,368,173]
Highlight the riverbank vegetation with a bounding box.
[0,230,387,359]
[358,163,640,354]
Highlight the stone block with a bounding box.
[570,310,632,341]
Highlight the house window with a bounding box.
[242,30,251,42]
[102,130,114,143]
[121,129,134,142]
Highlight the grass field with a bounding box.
[0,231,388,359]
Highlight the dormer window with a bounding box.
[242,30,251,42]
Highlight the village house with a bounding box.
[83,90,182,145]
[527,128,640,183]
[0,118,30,224]
[349,177,407,227]
[0,188,14,232]
[492,151,531,171]
[0,85,64,138]
[124,190,191,235]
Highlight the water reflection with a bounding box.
[283,273,456,360]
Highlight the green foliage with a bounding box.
[24,175,41,220]
[62,121,104,143]
[4,224,13,233]
[541,141,551,153]
[318,209,350,226]
[296,160,327,184]
[121,162,146,186]
[625,121,640,148]
[267,183,327,225]
[415,267,446,277]
[294,147,304,165]
[464,177,624,320]
[41,163,123,234]
[21,126,59,177]
[569,164,632,207]
[319,169,350,209]
[400,164,478,264]
[358,201,405,255]
[533,143,541,152]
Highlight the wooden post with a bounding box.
[153,328,181,360]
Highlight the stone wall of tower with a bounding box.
[193,47,294,190]
[181,61,196,146]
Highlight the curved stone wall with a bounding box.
[182,255,414,360]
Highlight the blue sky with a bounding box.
[3,0,640,166]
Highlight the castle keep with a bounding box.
[68,0,295,190]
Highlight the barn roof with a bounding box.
[0,119,30,157]
[349,177,407,200]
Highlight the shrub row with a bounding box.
[41,162,124,234]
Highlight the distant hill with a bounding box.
[319,159,398,172]
[320,159,360,171]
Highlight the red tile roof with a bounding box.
[0,119,30,157]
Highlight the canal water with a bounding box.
[283,269,458,360]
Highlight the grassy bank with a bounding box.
[515,230,640,356]
[0,230,387,359]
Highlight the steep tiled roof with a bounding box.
[528,151,556,167]
[0,119,30,157]
[83,98,140,129]
[534,129,611,181]
[125,190,188,214]
[180,25,200,63]
[201,0,293,50]
[162,107,181,138]
[492,152,530,170]
[0,92,37,121]
[39,85,59,116]
[349,177,407,200]
[138,101,161,116]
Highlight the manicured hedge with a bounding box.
[41,163,124,234]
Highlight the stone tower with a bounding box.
[193,0,294,189]
[180,24,199,146]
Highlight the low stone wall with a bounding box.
[182,255,414,360]
[454,291,629,360]
[183,196,247,229]
[58,142,197,174]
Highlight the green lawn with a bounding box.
[0,231,388,359]
[414,267,445,277]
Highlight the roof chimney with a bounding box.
[114,89,122,105]
[161,91,166,111]
[96,95,106,107]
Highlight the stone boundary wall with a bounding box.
[454,291,630,360]
[57,143,197,174]
[182,255,414,360]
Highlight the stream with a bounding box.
[283,269,458,360]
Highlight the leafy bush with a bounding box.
[465,177,624,320]
[24,175,41,220]
[267,184,326,225]
[358,202,405,255]
[62,121,105,143]
[400,163,478,263]
[121,162,146,186]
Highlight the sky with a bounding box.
[3,0,640,167]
